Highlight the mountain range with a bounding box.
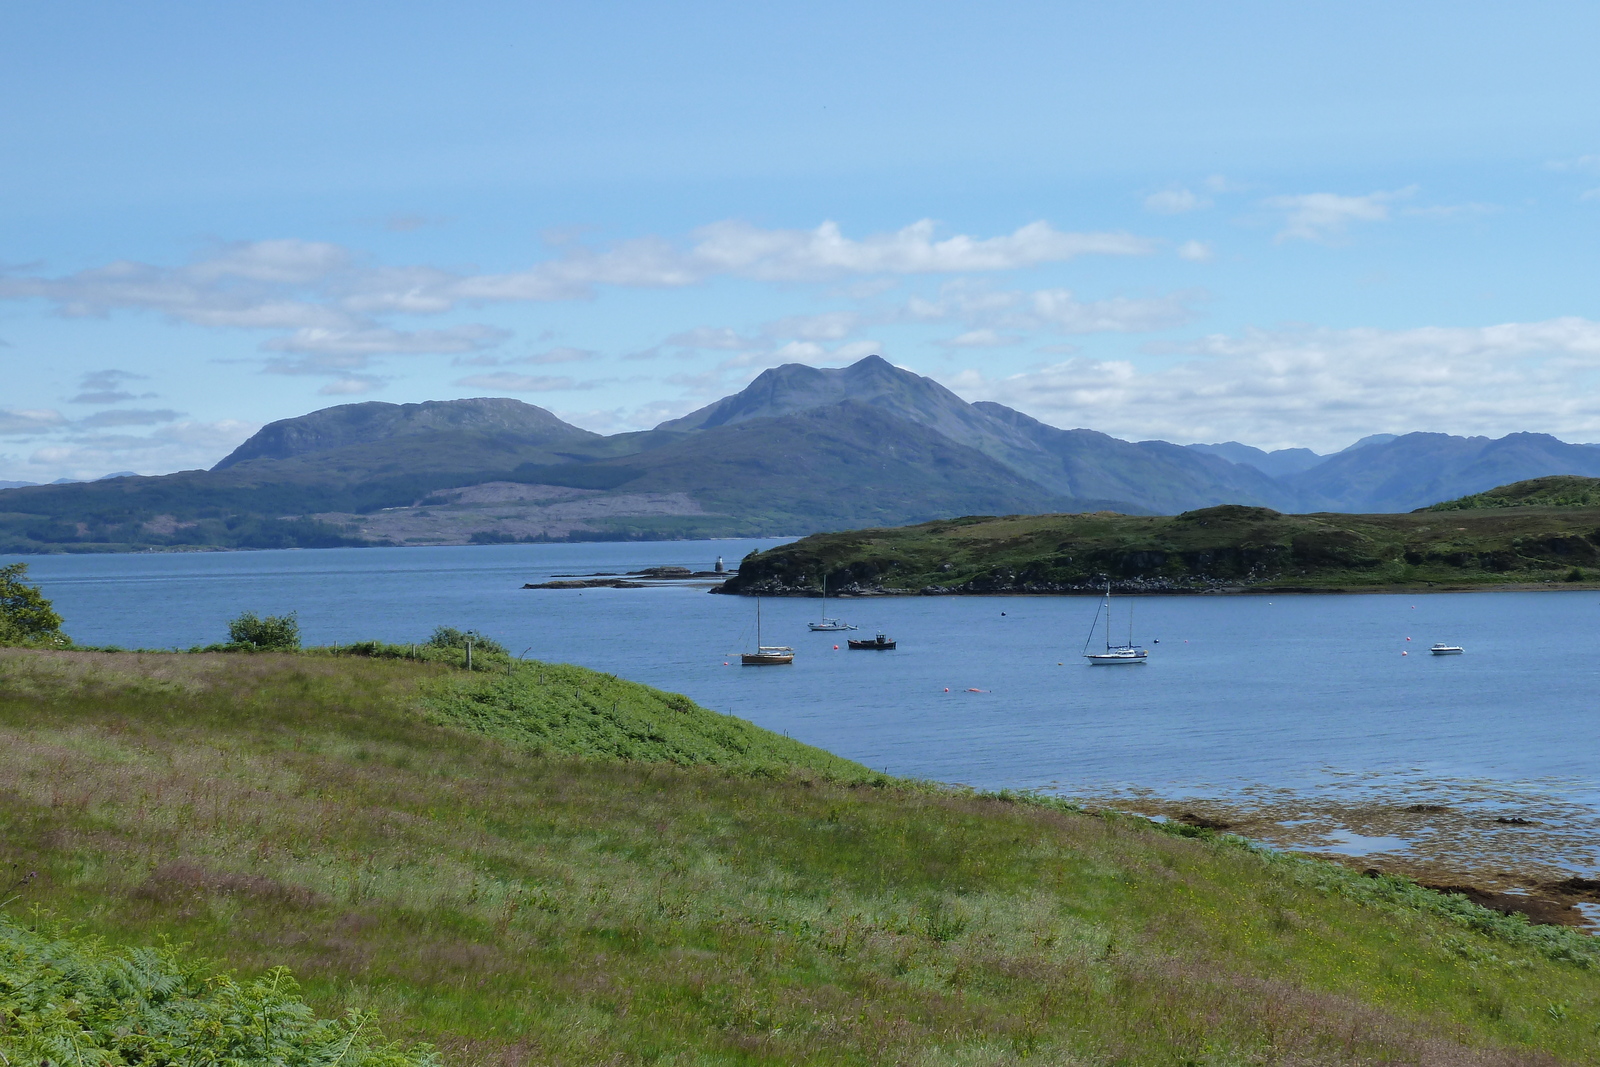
[7,354,1600,552]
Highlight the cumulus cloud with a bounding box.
[945,317,1600,451]
[1144,188,1210,214]
[1176,240,1213,262]
[1267,187,1416,242]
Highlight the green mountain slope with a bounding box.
[4,646,1599,1063]
[721,491,1600,595]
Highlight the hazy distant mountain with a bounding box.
[1339,433,1400,453]
[972,406,1300,513]
[1187,441,1326,479]
[215,397,598,470]
[659,356,1292,512]
[1289,432,1600,511]
[12,355,1600,552]
[0,480,38,490]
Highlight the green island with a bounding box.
[720,476,1600,596]
[1,569,1599,1064]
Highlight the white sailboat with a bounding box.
[741,597,794,665]
[808,574,857,632]
[1082,582,1149,664]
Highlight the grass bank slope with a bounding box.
[722,487,1600,596]
[4,650,1600,1064]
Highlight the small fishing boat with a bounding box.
[808,575,858,632]
[1082,581,1148,665]
[847,633,896,650]
[1429,643,1465,655]
[741,597,794,665]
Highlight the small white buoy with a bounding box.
[1402,651,1408,656]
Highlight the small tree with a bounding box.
[228,611,301,651]
[0,563,69,647]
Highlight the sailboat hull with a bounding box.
[741,651,794,665]
[1085,649,1148,664]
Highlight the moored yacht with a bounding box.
[741,597,794,665]
[1082,581,1149,665]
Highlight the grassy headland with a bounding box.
[4,646,1600,1063]
[719,476,1600,596]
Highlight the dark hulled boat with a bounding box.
[847,633,896,650]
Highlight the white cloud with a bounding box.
[451,372,593,392]
[1546,154,1600,175]
[937,329,1017,349]
[78,409,182,428]
[1267,187,1416,242]
[0,409,68,436]
[945,317,1600,451]
[1176,240,1213,262]
[317,377,386,396]
[262,324,510,356]
[681,219,1152,281]
[68,368,155,405]
[23,418,258,481]
[1144,188,1210,214]
[909,282,1197,335]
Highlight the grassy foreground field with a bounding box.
[4,647,1600,1064]
[721,478,1600,596]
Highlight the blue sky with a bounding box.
[5,1,1600,480]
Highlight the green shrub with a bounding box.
[0,912,433,1064]
[227,611,301,651]
[1565,567,1585,582]
[0,562,69,648]
[426,625,507,656]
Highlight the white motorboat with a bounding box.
[1429,643,1465,655]
[741,597,794,665]
[1082,581,1149,665]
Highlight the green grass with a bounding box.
[3,648,1600,1064]
[725,489,1600,596]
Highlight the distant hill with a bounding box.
[215,396,598,469]
[13,356,1600,552]
[1425,475,1600,511]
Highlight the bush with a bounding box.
[426,626,507,656]
[228,611,301,651]
[1566,567,1586,582]
[0,562,69,648]
[0,912,433,1064]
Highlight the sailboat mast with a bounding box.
[1105,581,1112,651]
[756,597,762,647]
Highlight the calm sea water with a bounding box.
[7,541,1600,804]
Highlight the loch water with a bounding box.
[8,540,1600,807]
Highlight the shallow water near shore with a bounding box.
[10,540,1600,880]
